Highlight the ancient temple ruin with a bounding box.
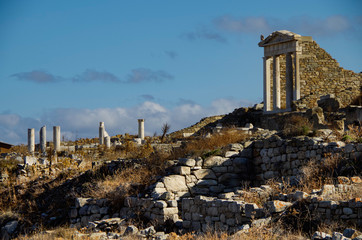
[259,30,361,113]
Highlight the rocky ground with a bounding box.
[0,101,362,240]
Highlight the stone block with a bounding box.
[178,158,196,167]
[182,220,191,228]
[225,151,239,158]
[89,205,100,214]
[193,169,216,179]
[124,225,139,235]
[266,200,292,213]
[311,231,332,240]
[174,166,191,175]
[226,218,235,226]
[207,207,218,216]
[343,208,353,215]
[203,156,229,168]
[167,200,177,207]
[197,179,217,186]
[229,143,243,151]
[162,207,178,215]
[163,175,188,192]
[191,221,201,231]
[155,200,167,208]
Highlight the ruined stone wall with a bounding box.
[298,41,361,108]
[268,40,361,110]
[253,135,362,184]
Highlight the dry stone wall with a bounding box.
[70,198,110,228]
[252,135,362,184]
[69,135,362,232]
[268,39,361,110]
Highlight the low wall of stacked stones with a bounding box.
[69,198,110,228]
[252,135,362,185]
[180,186,362,233]
[70,136,362,231]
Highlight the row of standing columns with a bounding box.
[28,126,61,154]
[263,52,300,112]
[98,119,145,147]
[28,119,147,154]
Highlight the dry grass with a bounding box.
[15,227,89,240]
[299,153,339,192]
[343,124,362,143]
[178,129,248,158]
[282,115,314,137]
[168,224,307,240]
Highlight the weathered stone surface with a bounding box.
[197,179,217,186]
[193,169,216,179]
[4,220,18,234]
[75,198,91,208]
[311,231,332,240]
[124,225,138,235]
[266,200,292,213]
[163,175,188,192]
[228,143,243,151]
[174,166,191,175]
[203,156,229,168]
[178,158,196,167]
[225,151,239,158]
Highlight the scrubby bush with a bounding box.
[283,115,314,137]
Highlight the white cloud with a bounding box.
[0,98,253,145]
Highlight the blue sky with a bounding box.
[1,0,361,144]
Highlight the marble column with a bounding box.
[99,122,105,145]
[53,126,61,152]
[105,136,111,149]
[138,119,145,140]
[263,57,271,111]
[28,128,35,154]
[293,52,300,100]
[273,55,281,110]
[285,53,293,109]
[40,126,46,154]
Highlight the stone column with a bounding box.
[293,51,300,100]
[285,53,293,109]
[53,126,61,152]
[273,55,281,110]
[263,57,271,111]
[105,136,111,149]
[40,126,46,154]
[138,119,145,140]
[28,128,35,154]
[99,122,105,145]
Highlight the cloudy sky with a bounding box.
[1,0,361,144]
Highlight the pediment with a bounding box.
[259,30,301,47]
